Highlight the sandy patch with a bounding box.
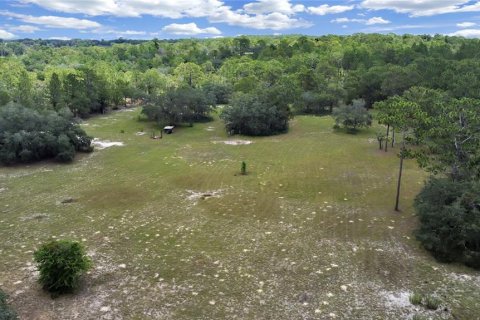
[20,213,49,222]
[136,132,146,136]
[448,273,480,286]
[382,290,412,309]
[92,138,124,150]
[213,140,253,145]
[186,189,225,202]
[206,127,215,132]
[119,108,137,112]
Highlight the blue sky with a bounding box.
[1,0,480,40]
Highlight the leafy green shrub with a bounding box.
[409,292,423,306]
[0,289,18,320]
[34,240,92,295]
[332,99,372,133]
[241,161,247,175]
[424,295,441,310]
[415,178,480,268]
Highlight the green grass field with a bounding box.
[1,108,479,319]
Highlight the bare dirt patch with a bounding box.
[186,189,225,203]
[212,140,253,145]
[92,138,124,150]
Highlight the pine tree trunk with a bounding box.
[391,128,395,147]
[385,124,390,152]
[395,152,404,212]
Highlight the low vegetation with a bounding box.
[424,295,442,311]
[332,99,372,133]
[34,240,92,295]
[0,290,17,320]
[409,292,423,306]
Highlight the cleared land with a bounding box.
[1,108,479,319]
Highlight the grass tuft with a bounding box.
[424,295,441,310]
[409,292,423,306]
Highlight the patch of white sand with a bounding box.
[382,290,412,309]
[186,189,225,202]
[92,138,124,150]
[213,140,253,145]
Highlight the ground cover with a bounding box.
[1,108,479,319]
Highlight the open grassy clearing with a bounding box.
[1,108,479,320]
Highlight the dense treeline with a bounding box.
[375,86,480,268]
[1,33,480,156]
[2,34,480,119]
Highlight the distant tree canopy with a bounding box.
[1,34,480,120]
[1,34,480,141]
[0,104,92,164]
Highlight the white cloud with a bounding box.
[331,16,390,25]
[118,30,147,36]
[457,22,476,28]
[363,23,443,33]
[87,27,148,38]
[361,0,480,17]
[20,0,227,18]
[162,23,221,35]
[9,24,40,33]
[49,36,71,40]
[307,4,355,16]
[209,9,311,30]
[19,0,311,30]
[0,11,101,29]
[450,28,480,37]
[0,29,16,39]
[332,17,351,23]
[243,0,304,15]
[366,17,390,25]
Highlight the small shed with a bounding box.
[163,126,175,134]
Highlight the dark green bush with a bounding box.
[241,161,247,175]
[221,92,291,136]
[332,99,372,133]
[34,240,92,295]
[415,178,480,269]
[0,104,92,165]
[0,289,18,320]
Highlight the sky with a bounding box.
[1,0,480,40]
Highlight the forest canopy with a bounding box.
[1,33,480,152]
